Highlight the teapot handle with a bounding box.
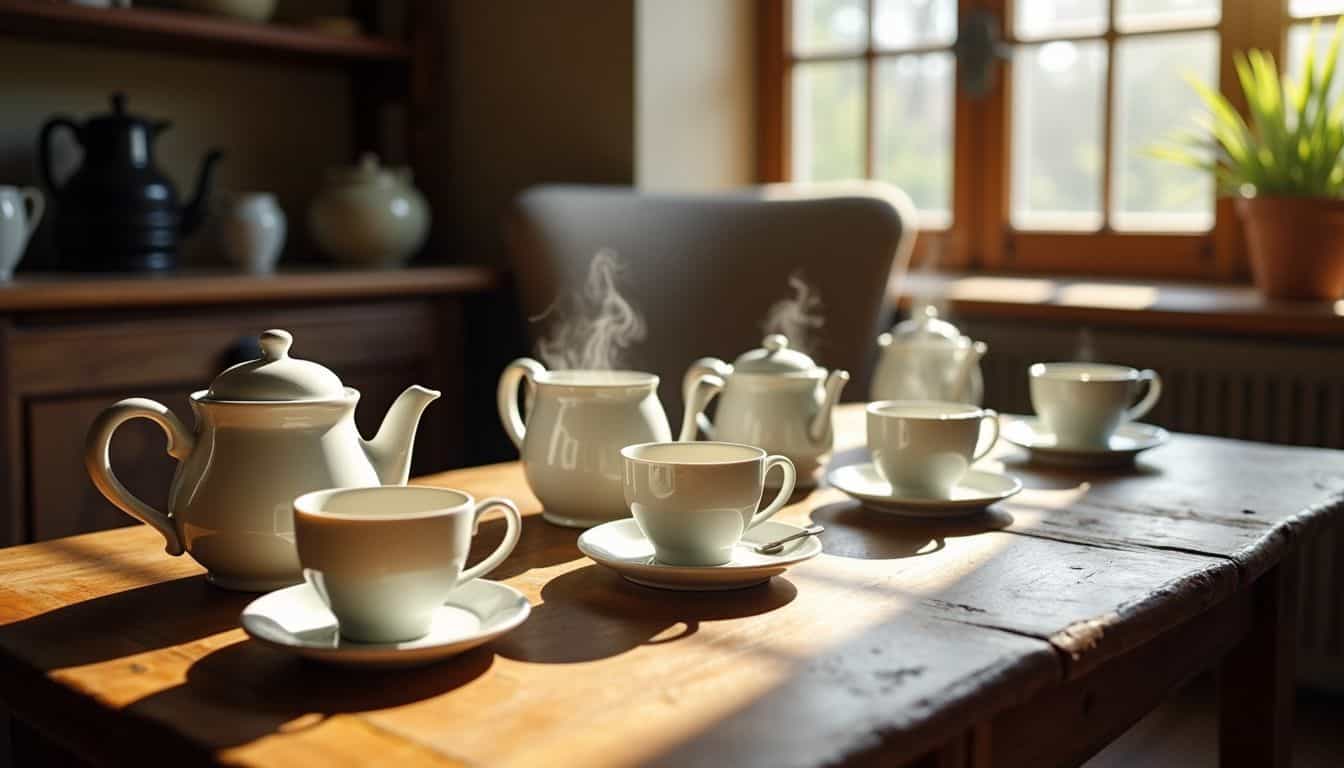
[678,373,724,442]
[497,358,546,451]
[84,398,194,556]
[38,117,80,194]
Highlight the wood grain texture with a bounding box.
[0,0,411,65]
[0,267,499,313]
[0,406,1340,766]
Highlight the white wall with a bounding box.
[635,0,756,191]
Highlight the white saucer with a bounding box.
[1001,414,1169,468]
[577,519,822,591]
[240,579,530,668]
[827,463,1022,517]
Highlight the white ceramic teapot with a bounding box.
[85,329,440,592]
[497,359,724,528]
[871,306,988,404]
[683,335,849,488]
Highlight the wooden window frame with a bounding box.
[758,0,1305,281]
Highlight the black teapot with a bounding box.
[39,93,222,272]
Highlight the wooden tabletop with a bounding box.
[1,405,1341,767]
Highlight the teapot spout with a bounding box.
[180,148,224,237]
[809,369,850,444]
[362,385,440,485]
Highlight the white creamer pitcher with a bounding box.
[497,359,722,528]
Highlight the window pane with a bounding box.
[1116,0,1220,33]
[1111,32,1218,232]
[1290,0,1344,18]
[793,0,867,55]
[874,0,956,49]
[875,53,955,227]
[1288,23,1344,107]
[791,61,865,182]
[1014,0,1107,41]
[1011,41,1107,231]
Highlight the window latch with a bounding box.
[954,9,1010,99]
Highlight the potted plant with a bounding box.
[1155,21,1344,300]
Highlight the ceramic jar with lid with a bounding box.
[308,153,430,268]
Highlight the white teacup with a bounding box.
[293,486,522,643]
[621,441,796,566]
[1029,363,1162,449]
[866,401,1000,499]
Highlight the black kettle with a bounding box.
[39,93,223,272]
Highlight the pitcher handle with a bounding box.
[683,358,731,439]
[84,398,194,556]
[1126,370,1163,422]
[749,455,797,529]
[972,409,1000,461]
[38,117,79,194]
[460,497,522,583]
[20,187,44,244]
[497,358,545,451]
[678,373,724,441]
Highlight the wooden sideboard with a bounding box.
[0,267,500,547]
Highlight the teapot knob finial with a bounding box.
[111,92,127,114]
[259,329,293,361]
[763,334,789,353]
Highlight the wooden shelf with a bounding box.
[894,271,1344,340]
[0,0,411,65]
[0,267,501,312]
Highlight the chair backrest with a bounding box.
[506,183,915,421]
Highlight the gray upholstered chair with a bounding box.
[506,183,916,422]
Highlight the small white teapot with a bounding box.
[871,306,988,404]
[85,329,440,592]
[684,335,849,488]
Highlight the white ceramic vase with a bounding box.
[0,186,44,282]
[220,193,286,274]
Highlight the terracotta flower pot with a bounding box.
[1236,197,1344,300]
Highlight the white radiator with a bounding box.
[957,318,1344,691]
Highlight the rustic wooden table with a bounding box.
[1,405,1341,767]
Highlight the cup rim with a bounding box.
[1030,362,1141,382]
[533,369,658,389]
[621,440,767,466]
[294,485,474,521]
[866,400,988,420]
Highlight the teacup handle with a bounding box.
[1127,370,1163,422]
[496,357,546,451]
[460,497,523,583]
[972,409,1000,461]
[84,398,193,556]
[749,455,797,529]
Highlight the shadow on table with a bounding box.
[494,563,797,664]
[808,500,1014,561]
[465,514,584,581]
[122,639,493,750]
[999,453,1166,486]
[0,574,250,669]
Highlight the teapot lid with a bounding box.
[889,305,963,344]
[325,152,411,184]
[732,334,819,374]
[204,330,346,401]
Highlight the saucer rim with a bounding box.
[240,579,530,666]
[1000,414,1170,455]
[576,518,823,577]
[827,464,1023,509]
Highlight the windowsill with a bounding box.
[892,272,1344,340]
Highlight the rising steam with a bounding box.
[762,271,825,355]
[533,249,646,370]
